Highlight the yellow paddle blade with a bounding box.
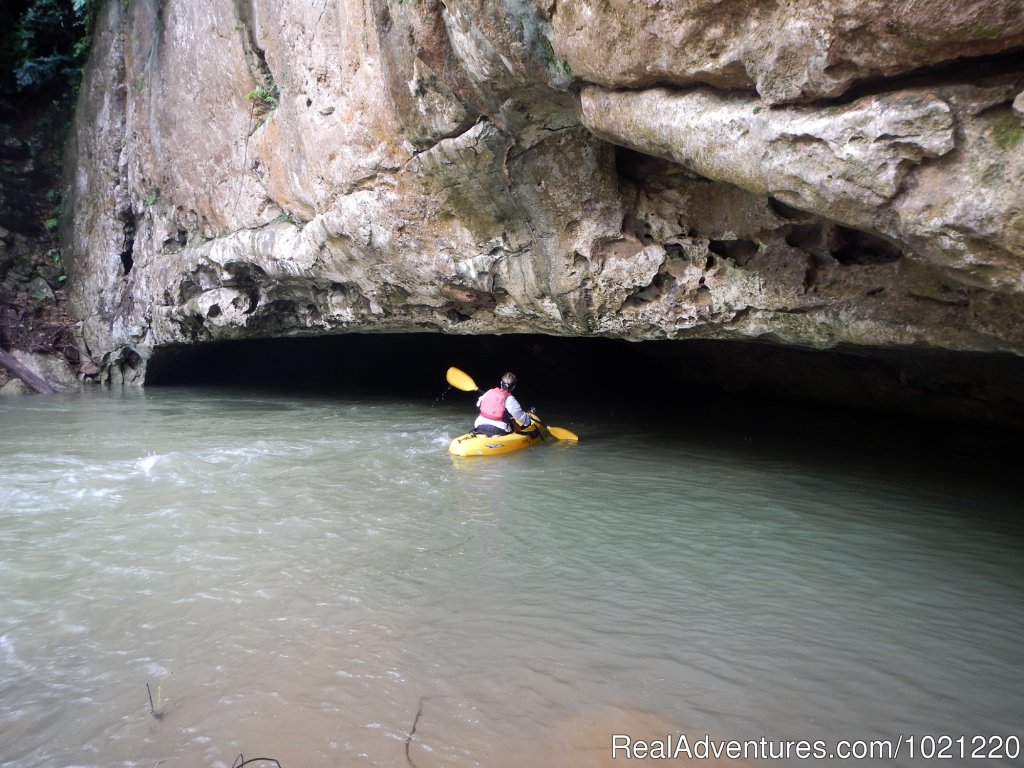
[547,426,579,442]
[446,366,479,392]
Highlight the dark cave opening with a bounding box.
[144,332,1024,429]
[143,333,1024,483]
[145,333,652,399]
[830,225,903,265]
[708,238,759,265]
[119,212,136,275]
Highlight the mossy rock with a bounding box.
[991,113,1023,151]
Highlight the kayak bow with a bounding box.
[448,424,542,457]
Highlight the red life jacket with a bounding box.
[479,387,511,420]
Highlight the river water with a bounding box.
[1,388,1022,767]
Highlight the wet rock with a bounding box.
[11,350,79,390]
[0,377,32,396]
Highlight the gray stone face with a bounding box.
[580,80,1024,302]
[550,0,1024,104]
[62,0,1024,385]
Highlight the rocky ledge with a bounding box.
[59,0,1024,419]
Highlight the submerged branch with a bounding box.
[406,697,425,768]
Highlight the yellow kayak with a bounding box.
[448,418,543,457]
[443,369,579,455]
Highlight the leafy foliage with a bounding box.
[245,84,278,107]
[244,78,279,129]
[3,0,99,92]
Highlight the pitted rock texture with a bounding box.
[580,81,1024,294]
[551,0,1024,103]
[62,0,1024,386]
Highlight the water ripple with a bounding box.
[0,390,1021,766]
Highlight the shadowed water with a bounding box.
[1,388,1022,767]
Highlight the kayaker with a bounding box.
[474,372,532,436]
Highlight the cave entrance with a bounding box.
[144,332,1024,431]
[144,333,654,400]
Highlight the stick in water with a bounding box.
[146,683,161,719]
[232,755,282,768]
[406,697,425,768]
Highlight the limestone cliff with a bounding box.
[63,0,1024,387]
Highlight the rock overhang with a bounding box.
[60,0,1024,424]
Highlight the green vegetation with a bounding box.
[245,83,278,109]
[502,0,573,87]
[991,112,1022,151]
[244,77,279,130]
[0,0,92,372]
[3,0,99,93]
[971,24,1004,40]
[1,0,102,243]
[537,34,573,86]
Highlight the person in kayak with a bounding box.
[474,372,532,436]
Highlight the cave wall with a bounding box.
[61,0,1024,389]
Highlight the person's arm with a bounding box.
[504,394,531,427]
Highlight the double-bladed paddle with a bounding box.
[445,367,579,442]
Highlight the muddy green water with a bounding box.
[1,389,1022,767]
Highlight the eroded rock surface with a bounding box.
[63,0,1024,389]
[552,0,1024,103]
